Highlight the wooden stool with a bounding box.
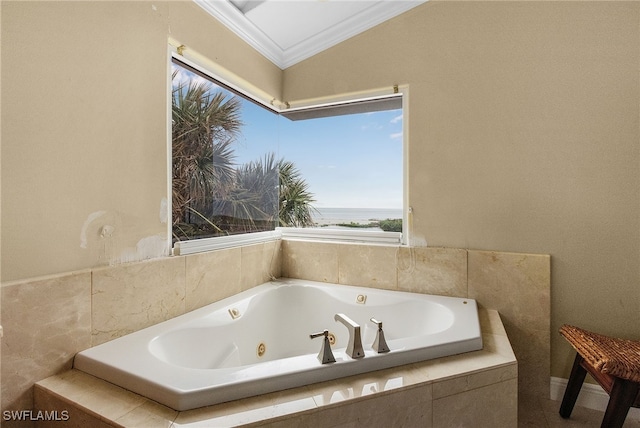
[559,325,640,428]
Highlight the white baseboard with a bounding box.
[550,377,640,421]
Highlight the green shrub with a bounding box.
[379,219,402,232]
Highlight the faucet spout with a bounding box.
[334,313,365,359]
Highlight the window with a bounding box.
[171,56,405,255]
[171,60,282,244]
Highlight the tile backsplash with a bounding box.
[1,239,549,417]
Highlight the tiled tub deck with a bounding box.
[34,308,516,427]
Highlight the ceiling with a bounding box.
[194,0,427,69]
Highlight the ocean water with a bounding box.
[312,207,403,226]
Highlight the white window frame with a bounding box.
[168,42,409,256]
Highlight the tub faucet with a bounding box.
[310,329,336,364]
[334,313,365,359]
[369,318,390,353]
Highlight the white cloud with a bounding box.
[390,114,403,124]
[361,123,383,131]
[390,132,403,140]
[171,65,212,89]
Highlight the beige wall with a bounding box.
[1,1,281,280]
[284,1,640,379]
[1,0,638,386]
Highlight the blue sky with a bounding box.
[174,64,403,209]
[235,97,403,209]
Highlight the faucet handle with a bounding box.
[310,329,336,364]
[310,329,329,339]
[369,317,390,353]
[370,318,383,329]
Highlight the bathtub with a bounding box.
[74,278,483,411]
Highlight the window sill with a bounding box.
[278,227,402,245]
[173,230,282,255]
[172,228,402,256]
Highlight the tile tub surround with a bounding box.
[1,241,282,417]
[34,309,517,427]
[3,241,546,425]
[1,272,92,415]
[282,241,550,407]
[468,250,551,402]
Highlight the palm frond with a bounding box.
[171,67,317,241]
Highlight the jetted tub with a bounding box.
[74,278,483,411]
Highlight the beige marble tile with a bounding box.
[354,385,433,427]
[479,307,508,337]
[243,410,321,428]
[91,257,186,346]
[257,415,322,428]
[468,250,550,332]
[35,370,148,423]
[337,243,397,290]
[507,323,551,402]
[432,364,518,399]
[241,241,281,290]
[411,333,517,387]
[34,384,113,428]
[398,402,434,428]
[1,271,91,412]
[397,247,467,297]
[310,368,418,407]
[518,394,550,428]
[433,378,518,427]
[185,247,242,312]
[484,330,519,362]
[468,250,550,403]
[314,384,433,428]
[115,400,177,427]
[264,239,282,284]
[174,386,317,427]
[281,240,339,283]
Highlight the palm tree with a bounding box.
[213,153,279,233]
[222,153,317,232]
[277,157,317,227]
[171,68,317,240]
[171,71,242,239]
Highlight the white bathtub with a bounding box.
[74,278,483,411]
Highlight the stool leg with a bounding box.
[559,353,587,418]
[600,378,639,428]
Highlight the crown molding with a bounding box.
[195,0,426,70]
[194,0,285,67]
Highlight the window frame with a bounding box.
[168,44,409,256]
